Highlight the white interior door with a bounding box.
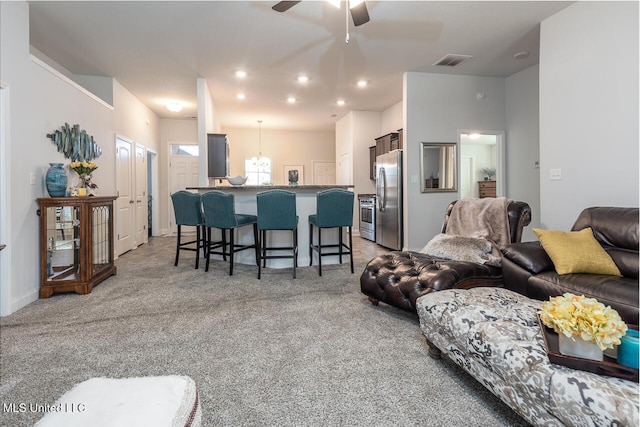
[115,137,134,256]
[460,156,475,198]
[313,161,336,185]
[169,151,200,234]
[135,144,147,246]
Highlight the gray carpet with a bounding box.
[1,237,528,426]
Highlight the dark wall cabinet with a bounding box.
[369,146,376,179]
[207,133,230,178]
[37,196,117,298]
[371,130,403,180]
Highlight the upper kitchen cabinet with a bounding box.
[375,132,398,157]
[369,146,376,180]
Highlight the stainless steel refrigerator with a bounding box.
[376,150,403,250]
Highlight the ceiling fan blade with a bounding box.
[350,2,370,26]
[272,1,302,13]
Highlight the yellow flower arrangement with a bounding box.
[539,293,628,350]
[69,161,98,176]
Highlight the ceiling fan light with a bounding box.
[166,102,183,112]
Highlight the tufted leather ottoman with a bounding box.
[360,200,531,313]
[417,287,639,427]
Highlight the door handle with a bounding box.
[137,200,142,203]
[129,200,134,204]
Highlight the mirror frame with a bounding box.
[420,142,457,193]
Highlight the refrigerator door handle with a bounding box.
[378,167,386,212]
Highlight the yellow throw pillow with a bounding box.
[533,227,622,276]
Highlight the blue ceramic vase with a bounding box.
[45,163,67,197]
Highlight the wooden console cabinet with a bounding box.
[37,196,117,298]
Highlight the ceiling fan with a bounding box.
[272,0,371,27]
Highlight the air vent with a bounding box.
[433,54,474,67]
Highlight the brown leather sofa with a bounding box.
[360,200,531,313]
[502,207,639,324]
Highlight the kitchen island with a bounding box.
[186,185,354,270]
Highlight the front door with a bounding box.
[169,148,200,234]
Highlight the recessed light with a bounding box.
[469,133,481,140]
[297,75,309,83]
[287,97,296,104]
[235,70,247,78]
[166,102,183,112]
[513,51,529,60]
[236,93,246,100]
[336,99,346,106]
[357,80,368,87]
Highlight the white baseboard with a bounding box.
[9,288,39,316]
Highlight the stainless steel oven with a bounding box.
[359,196,375,241]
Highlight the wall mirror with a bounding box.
[420,142,457,193]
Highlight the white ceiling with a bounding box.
[28,1,571,131]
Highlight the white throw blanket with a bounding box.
[421,197,511,266]
[35,376,201,427]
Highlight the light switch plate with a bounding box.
[550,168,562,180]
[30,172,36,185]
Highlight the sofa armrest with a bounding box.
[501,242,554,274]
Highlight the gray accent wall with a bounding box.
[539,1,639,229]
[403,72,506,250]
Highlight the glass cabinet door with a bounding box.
[91,204,112,273]
[45,205,81,281]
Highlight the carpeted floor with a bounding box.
[0,236,528,426]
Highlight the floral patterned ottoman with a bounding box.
[416,287,639,427]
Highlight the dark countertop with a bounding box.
[187,185,354,191]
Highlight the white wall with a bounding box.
[221,127,335,186]
[197,77,218,187]
[539,1,639,229]
[505,65,540,241]
[0,2,115,314]
[381,101,402,135]
[404,72,506,250]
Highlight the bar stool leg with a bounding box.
[318,227,322,277]
[195,226,200,270]
[262,230,267,268]
[292,228,298,279]
[229,228,235,276]
[205,227,211,272]
[175,225,181,266]
[308,223,313,266]
[348,225,354,273]
[338,226,343,264]
[253,223,259,266]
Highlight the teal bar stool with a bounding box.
[170,190,205,269]
[309,188,354,276]
[201,190,259,276]
[256,190,298,279]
